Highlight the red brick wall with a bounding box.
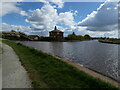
[49,32,63,40]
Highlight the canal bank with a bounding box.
[2,40,119,89]
[52,55,119,88]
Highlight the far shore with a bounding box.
[99,39,120,44]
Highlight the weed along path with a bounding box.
[2,42,32,88]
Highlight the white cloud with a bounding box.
[59,11,76,27]
[74,26,118,38]
[50,0,64,8]
[78,1,118,31]
[1,23,51,36]
[1,2,28,17]
[1,2,20,16]
[2,23,32,34]
[26,3,59,32]
[20,11,28,16]
[106,7,111,10]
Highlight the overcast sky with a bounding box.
[1,0,119,38]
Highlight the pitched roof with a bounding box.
[50,26,63,33]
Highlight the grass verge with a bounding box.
[2,40,119,89]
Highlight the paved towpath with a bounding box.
[1,42,32,88]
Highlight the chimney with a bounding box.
[54,26,57,30]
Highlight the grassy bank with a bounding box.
[2,40,119,89]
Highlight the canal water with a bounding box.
[21,40,120,82]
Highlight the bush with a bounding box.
[17,42,22,45]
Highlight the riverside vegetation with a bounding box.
[2,40,119,89]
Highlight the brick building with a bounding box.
[49,26,64,40]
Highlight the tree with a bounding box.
[84,34,91,40]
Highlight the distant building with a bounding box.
[29,35,40,40]
[49,26,64,40]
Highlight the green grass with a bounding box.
[2,40,119,89]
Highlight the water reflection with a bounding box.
[49,42,64,57]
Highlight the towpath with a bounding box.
[1,42,31,88]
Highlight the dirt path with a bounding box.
[54,55,120,88]
[1,42,32,88]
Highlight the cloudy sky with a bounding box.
[1,0,119,38]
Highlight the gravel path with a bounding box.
[1,42,32,88]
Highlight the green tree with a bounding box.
[84,34,91,40]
